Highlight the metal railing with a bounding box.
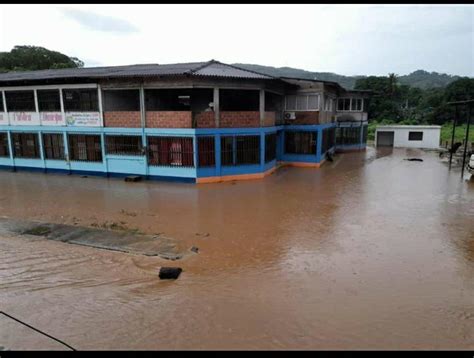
[147,136,194,167]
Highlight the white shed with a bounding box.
[375,125,441,149]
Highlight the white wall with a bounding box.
[375,126,441,149]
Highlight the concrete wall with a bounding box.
[375,126,441,149]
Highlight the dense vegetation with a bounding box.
[0,46,83,72]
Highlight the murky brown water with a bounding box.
[1,147,473,350]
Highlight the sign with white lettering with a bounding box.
[9,112,40,126]
[0,112,8,125]
[40,112,66,126]
[65,112,101,127]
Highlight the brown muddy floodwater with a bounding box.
[1,147,473,350]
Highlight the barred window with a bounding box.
[336,127,361,145]
[0,93,4,112]
[63,89,98,112]
[265,133,277,163]
[197,136,215,167]
[147,136,194,167]
[408,131,423,141]
[285,131,316,155]
[321,127,336,154]
[221,135,260,166]
[221,136,234,166]
[5,91,35,112]
[43,133,65,160]
[12,133,40,159]
[68,134,102,162]
[105,135,143,156]
[0,132,9,157]
[38,90,61,111]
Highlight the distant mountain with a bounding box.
[233,64,463,90]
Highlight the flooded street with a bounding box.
[1,147,473,350]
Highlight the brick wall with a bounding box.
[263,111,276,127]
[285,111,320,125]
[104,111,141,127]
[146,111,193,128]
[195,111,216,128]
[220,111,260,128]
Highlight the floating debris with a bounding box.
[405,158,423,162]
[190,246,199,253]
[159,267,182,280]
[125,176,142,182]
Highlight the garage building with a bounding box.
[375,125,441,149]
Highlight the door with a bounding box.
[377,131,394,147]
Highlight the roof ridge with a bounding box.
[210,61,276,79]
[186,60,216,74]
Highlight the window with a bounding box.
[0,92,4,112]
[286,94,319,111]
[285,131,316,155]
[197,136,215,167]
[105,135,143,156]
[63,89,98,112]
[408,131,423,141]
[5,91,35,112]
[351,98,363,111]
[37,90,61,111]
[324,96,333,111]
[265,133,277,163]
[147,136,194,167]
[68,134,102,162]
[103,90,140,111]
[362,125,368,143]
[337,98,351,111]
[322,127,336,154]
[221,136,234,166]
[221,135,260,166]
[0,133,9,157]
[43,133,65,160]
[336,127,361,145]
[12,133,40,158]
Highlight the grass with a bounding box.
[440,123,474,145]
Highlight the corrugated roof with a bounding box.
[0,60,274,83]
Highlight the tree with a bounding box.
[0,45,84,72]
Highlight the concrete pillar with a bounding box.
[33,89,39,113]
[2,91,7,113]
[59,89,65,116]
[97,85,104,127]
[6,131,14,168]
[259,90,265,127]
[37,131,46,171]
[213,87,220,128]
[215,134,221,177]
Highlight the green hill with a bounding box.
[233,63,463,90]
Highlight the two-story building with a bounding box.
[0,60,370,183]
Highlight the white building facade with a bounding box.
[375,125,441,149]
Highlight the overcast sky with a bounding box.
[0,4,472,77]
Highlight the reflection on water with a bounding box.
[0,147,473,350]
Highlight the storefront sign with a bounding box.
[9,112,40,126]
[40,112,66,126]
[65,112,101,127]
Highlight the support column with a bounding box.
[7,131,14,169]
[63,131,71,174]
[33,89,39,113]
[259,89,265,127]
[139,85,148,177]
[316,129,322,163]
[2,91,7,113]
[213,87,220,128]
[59,89,65,123]
[215,134,221,177]
[38,130,46,171]
[97,85,104,127]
